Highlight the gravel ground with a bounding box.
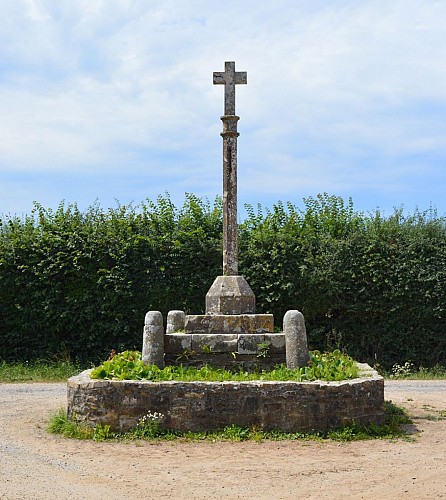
[0,380,445,499]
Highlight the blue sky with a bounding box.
[1,0,446,218]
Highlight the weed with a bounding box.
[47,409,93,439]
[256,343,270,359]
[93,422,113,441]
[175,349,195,362]
[132,411,165,439]
[425,414,443,421]
[221,424,251,441]
[390,361,414,378]
[200,345,213,355]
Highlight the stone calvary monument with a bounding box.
[141,61,310,370]
[67,62,385,433]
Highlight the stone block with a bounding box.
[164,334,192,354]
[191,334,238,353]
[142,311,164,368]
[185,314,273,335]
[263,333,285,354]
[166,310,186,334]
[284,310,309,369]
[205,275,256,315]
[237,334,265,354]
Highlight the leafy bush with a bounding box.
[1,193,446,369]
[240,195,446,368]
[0,194,221,364]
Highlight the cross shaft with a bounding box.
[213,61,247,276]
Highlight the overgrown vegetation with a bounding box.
[47,401,412,442]
[90,350,359,382]
[1,192,446,369]
[2,358,444,383]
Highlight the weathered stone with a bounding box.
[185,314,273,335]
[206,275,256,315]
[284,310,309,369]
[142,311,164,368]
[164,351,285,371]
[166,310,186,334]
[213,61,247,116]
[191,334,238,353]
[67,364,385,433]
[237,334,265,354]
[164,334,192,353]
[263,333,286,354]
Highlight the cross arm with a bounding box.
[213,71,247,85]
[213,61,247,116]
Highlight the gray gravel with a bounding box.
[384,379,446,393]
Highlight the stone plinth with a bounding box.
[206,276,256,315]
[185,313,273,335]
[67,364,384,433]
[164,332,285,370]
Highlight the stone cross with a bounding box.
[213,61,247,275]
[213,61,247,116]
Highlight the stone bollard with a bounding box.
[166,310,186,334]
[142,311,164,368]
[284,310,309,369]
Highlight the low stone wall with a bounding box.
[67,364,384,433]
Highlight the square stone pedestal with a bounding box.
[206,276,256,315]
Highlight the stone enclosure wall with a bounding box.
[67,364,384,433]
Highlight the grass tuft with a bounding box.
[0,360,83,383]
[47,409,93,439]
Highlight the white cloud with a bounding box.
[1,0,446,215]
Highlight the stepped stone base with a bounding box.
[164,332,285,370]
[166,332,285,355]
[185,314,273,335]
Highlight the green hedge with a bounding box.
[1,193,445,368]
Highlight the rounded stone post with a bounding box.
[142,311,164,368]
[284,310,309,369]
[166,310,186,334]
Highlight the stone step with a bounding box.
[184,313,274,335]
[165,332,285,355]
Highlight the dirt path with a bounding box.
[0,381,445,499]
